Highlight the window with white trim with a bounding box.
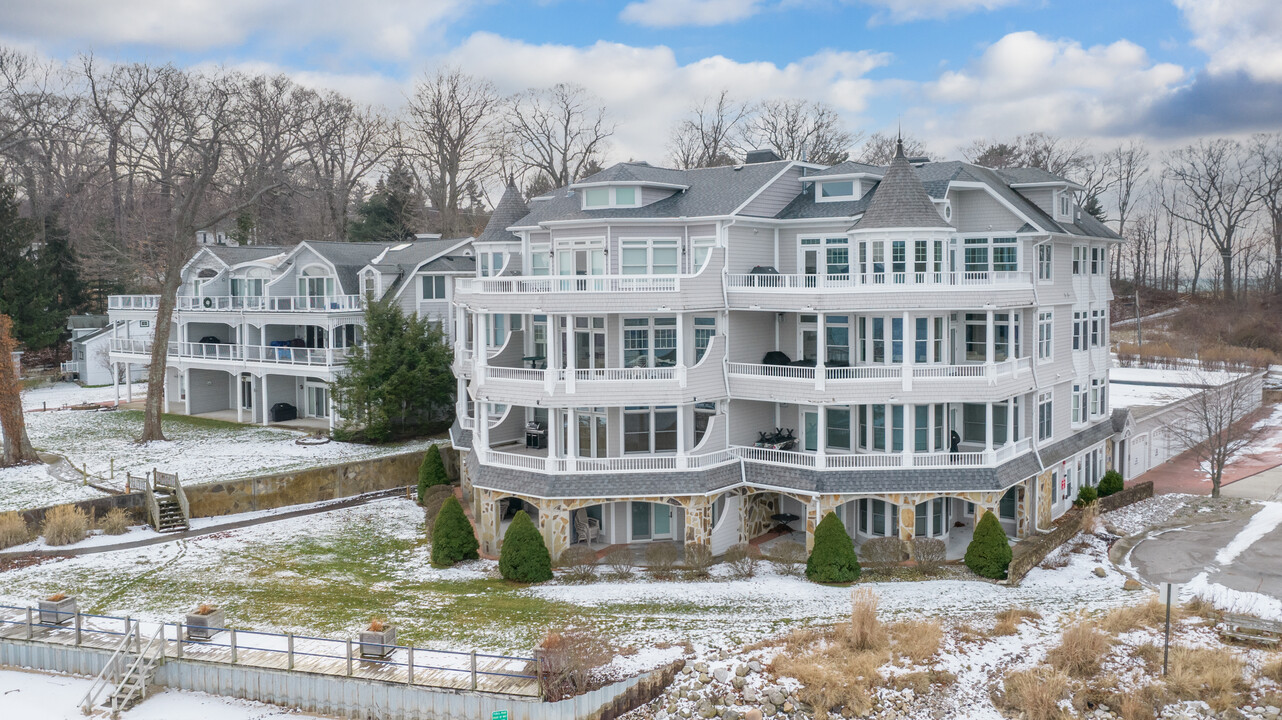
[624,406,678,454]
[1072,246,1086,275]
[1059,192,1072,218]
[582,186,641,209]
[1038,391,1053,442]
[1090,247,1104,275]
[690,237,716,272]
[530,246,550,276]
[1091,309,1103,347]
[1037,310,1053,360]
[694,317,716,362]
[1090,377,1102,417]
[963,236,1018,274]
[621,239,679,275]
[420,275,446,300]
[1072,383,1082,425]
[1072,311,1085,351]
[623,317,678,368]
[1037,244,1053,281]
[816,180,856,201]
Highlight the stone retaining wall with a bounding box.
[18,492,147,527]
[1007,480,1154,583]
[184,447,435,518]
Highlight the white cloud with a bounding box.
[921,31,1187,148]
[0,0,470,60]
[440,33,891,161]
[1174,0,1282,82]
[620,0,766,27]
[857,0,1024,24]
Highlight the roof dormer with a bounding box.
[570,173,689,211]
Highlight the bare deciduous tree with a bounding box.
[505,83,612,188]
[740,98,857,165]
[1167,372,1265,498]
[963,132,1089,178]
[303,92,391,241]
[667,90,748,169]
[1251,132,1282,296]
[405,69,500,236]
[857,131,931,166]
[1164,139,1262,301]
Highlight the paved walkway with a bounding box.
[1134,405,1282,496]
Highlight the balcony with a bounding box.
[108,294,364,313]
[479,447,738,474]
[110,338,351,368]
[727,357,1034,404]
[454,249,725,314]
[732,437,1033,470]
[471,337,727,406]
[725,271,1034,311]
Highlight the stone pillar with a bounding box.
[683,495,713,547]
[538,500,571,560]
[1016,481,1031,538]
[477,489,500,556]
[804,497,820,551]
[898,495,919,543]
[1036,468,1054,529]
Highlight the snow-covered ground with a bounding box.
[0,463,108,513]
[0,668,323,719]
[21,380,144,410]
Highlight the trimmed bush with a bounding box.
[430,496,479,567]
[417,444,449,503]
[421,484,454,535]
[43,505,89,546]
[861,536,908,565]
[1074,485,1098,507]
[1098,470,1124,497]
[499,510,553,583]
[806,512,860,583]
[912,537,946,574]
[964,510,1012,579]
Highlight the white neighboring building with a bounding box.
[450,145,1126,558]
[107,237,473,429]
[62,315,148,387]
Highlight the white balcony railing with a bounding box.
[727,356,1030,388]
[732,437,1033,470]
[110,338,351,367]
[60,361,84,375]
[480,448,737,474]
[108,294,363,312]
[457,275,679,295]
[726,270,1033,292]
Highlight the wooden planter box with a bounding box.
[359,626,396,659]
[38,596,77,626]
[185,608,225,641]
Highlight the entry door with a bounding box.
[305,384,329,418]
[803,248,820,287]
[240,376,254,411]
[630,502,673,541]
[804,411,819,452]
[576,408,607,458]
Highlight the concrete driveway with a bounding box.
[1126,502,1282,612]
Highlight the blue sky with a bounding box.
[2,0,1280,161]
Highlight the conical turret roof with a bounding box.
[478,179,530,244]
[851,139,952,231]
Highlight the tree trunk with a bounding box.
[1221,248,1234,301]
[138,252,184,443]
[0,315,39,466]
[1273,209,1282,296]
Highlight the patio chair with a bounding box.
[574,509,600,545]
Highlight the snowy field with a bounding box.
[6,382,439,505]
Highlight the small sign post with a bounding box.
[492,711,509,720]
[1160,582,1182,676]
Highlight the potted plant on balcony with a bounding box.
[38,592,77,625]
[185,603,225,641]
[359,618,396,659]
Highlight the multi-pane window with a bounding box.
[420,275,446,300]
[1037,244,1053,281]
[964,238,988,274]
[993,237,1018,272]
[964,237,1018,274]
[1072,311,1085,350]
[1038,392,1053,442]
[623,317,677,368]
[693,402,717,445]
[1090,309,1103,347]
[1072,246,1086,275]
[624,406,678,453]
[691,238,715,271]
[694,317,716,362]
[621,239,679,275]
[826,407,851,451]
[1091,377,1102,417]
[1037,311,1053,360]
[1072,384,1082,425]
[1091,247,1105,275]
[530,249,550,276]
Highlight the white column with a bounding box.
[567,409,578,462]
[112,363,120,406]
[125,363,132,402]
[182,369,191,416]
[985,310,995,365]
[547,408,560,462]
[816,313,827,391]
[903,311,913,391]
[985,401,994,452]
[260,374,269,426]
[676,406,687,468]
[1008,311,1017,361]
[904,404,914,464]
[817,406,827,469]
[236,375,243,424]
[565,314,576,393]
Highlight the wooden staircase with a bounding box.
[154,488,188,532]
[137,469,191,533]
[82,623,166,717]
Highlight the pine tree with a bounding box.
[331,298,454,442]
[499,510,553,583]
[1098,470,1124,497]
[40,215,83,317]
[430,496,479,567]
[0,186,61,350]
[964,510,1012,579]
[417,444,449,502]
[348,162,423,243]
[806,512,861,583]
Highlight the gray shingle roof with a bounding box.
[478,181,530,244]
[850,143,952,230]
[995,167,1078,186]
[515,161,794,225]
[207,246,288,265]
[804,161,884,178]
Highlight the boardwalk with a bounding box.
[0,605,539,698]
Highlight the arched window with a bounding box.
[231,267,269,298]
[297,265,336,304]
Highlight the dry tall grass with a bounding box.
[889,619,942,663]
[992,607,1042,636]
[98,507,130,535]
[846,588,887,652]
[1263,654,1282,683]
[42,505,89,546]
[0,511,30,549]
[1046,624,1112,678]
[1117,683,1168,720]
[1131,642,1162,672]
[1165,646,1247,712]
[1101,596,1178,633]
[999,666,1071,720]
